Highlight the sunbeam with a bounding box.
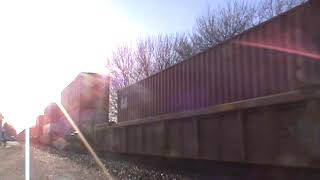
[56,103,112,179]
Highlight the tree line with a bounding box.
[107,0,307,121]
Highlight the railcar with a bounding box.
[96,0,320,168]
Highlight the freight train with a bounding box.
[33,0,320,169]
[31,72,110,149]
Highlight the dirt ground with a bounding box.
[0,141,112,180]
[0,141,25,180]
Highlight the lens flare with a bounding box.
[56,103,112,179]
[235,41,320,60]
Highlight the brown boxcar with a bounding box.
[117,0,320,123]
[31,115,46,142]
[98,89,320,168]
[44,103,63,123]
[61,72,110,135]
[94,0,320,169]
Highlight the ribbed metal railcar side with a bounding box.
[117,0,320,122]
[98,89,320,168]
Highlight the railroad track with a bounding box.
[100,152,320,180]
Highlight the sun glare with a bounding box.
[0,0,144,133]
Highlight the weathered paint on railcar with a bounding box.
[44,103,63,123]
[96,88,320,168]
[117,0,320,122]
[61,72,110,134]
[35,115,45,137]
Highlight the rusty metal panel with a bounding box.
[112,128,121,152]
[140,80,145,118]
[121,89,125,122]
[104,89,320,168]
[163,69,168,114]
[152,122,166,155]
[240,33,251,99]
[120,127,127,153]
[102,129,113,152]
[244,103,308,166]
[186,60,192,110]
[131,84,136,120]
[203,51,210,107]
[222,46,229,102]
[223,43,232,102]
[170,67,175,113]
[148,74,154,117]
[168,68,173,114]
[215,46,223,104]
[117,1,320,122]
[172,66,177,113]
[198,116,221,160]
[126,126,142,154]
[177,64,183,112]
[245,107,279,164]
[284,12,297,91]
[124,88,130,120]
[107,129,114,152]
[228,43,236,102]
[220,112,245,162]
[112,127,126,153]
[248,31,259,98]
[167,118,198,158]
[125,86,130,121]
[188,58,195,111]
[198,53,204,107]
[159,69,164,115]
[145,78,150,118]
[208,49,216,106]
[274,103,308,166]
[155,71,158,115]
[256,26,266,96]
[194,55,201,109]
[182,119,198,157]
[135,126,143,153]
[175,62,181,112]
[181,61,188,111]
[120,88,126,122]
[133,83,137,119]
[167,120,183,157]
[277,16,290,93]
[167,68,172,114]
[95,129,105,151]
[126,126,135,154]
[132,84,137,120]
[143,123,152,154]
[141,122,165,155]
[200,52,207,108]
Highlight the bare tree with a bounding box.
[152,34,188,72]
[109,45,139,88]
[110,33,192,84]
[135,37,155,78]
[108,83,119,122]
[108,33,192,122]
[191,0,256,53]
[190,0,307,53]
[257,0,307,22]
[107,46,136,122]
